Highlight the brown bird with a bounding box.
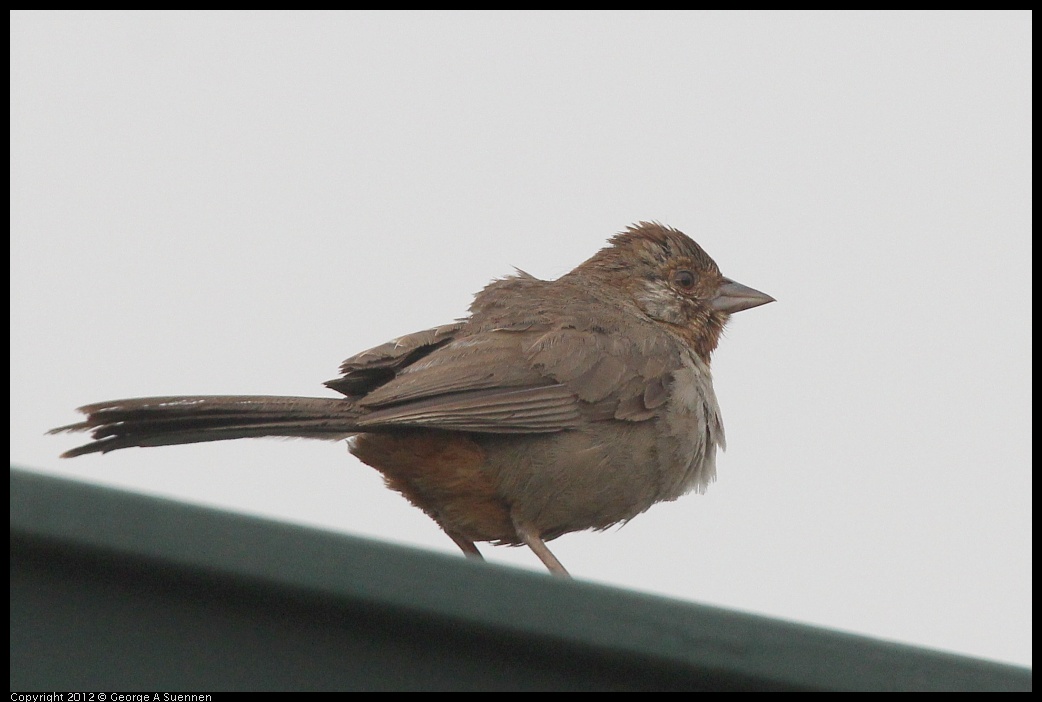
[52,222,773,576]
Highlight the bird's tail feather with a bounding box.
[50,395,366,457]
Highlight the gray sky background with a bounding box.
[11,11,1031,668]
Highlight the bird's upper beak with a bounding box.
[710,278,775,314]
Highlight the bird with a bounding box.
[52,222,774,576]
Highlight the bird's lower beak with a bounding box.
[710,279,775,314]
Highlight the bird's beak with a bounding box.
[710,278,775,314]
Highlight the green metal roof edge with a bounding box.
[10,467,1031,691]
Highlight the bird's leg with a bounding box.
[513,519,570,577]
[445,530,484,561]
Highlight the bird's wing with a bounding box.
[324,323,465,397]
[352,328,577,432]
[346,322,682,433]
[522,327,680,422]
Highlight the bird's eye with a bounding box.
[672,269,697,291]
